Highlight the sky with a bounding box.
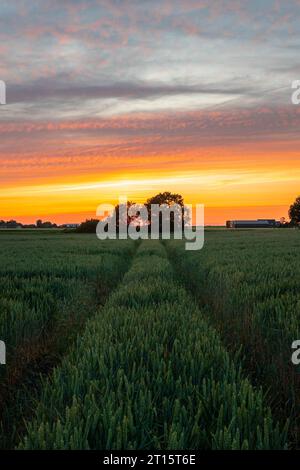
[1,0,300,225]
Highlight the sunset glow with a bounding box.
[1,1,300,224]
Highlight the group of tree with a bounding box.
[0,219,58,229]
[36,219,58,229]
[0,220,23,229]
[76,192,186,233]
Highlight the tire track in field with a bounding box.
[164,240,294,446]
[0,240,140,449]
[18,240,287,450]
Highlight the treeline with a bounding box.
[0,219,76,229]
[3,193,300,231]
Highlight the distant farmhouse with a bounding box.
[226,219,280,229]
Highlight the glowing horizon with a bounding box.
[1,1,300,225]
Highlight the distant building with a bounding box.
[62,223,79,229]
[226,219,279,228]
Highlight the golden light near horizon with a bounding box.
[1,162,299,224]
[1,1,300,224]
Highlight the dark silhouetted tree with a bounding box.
[289,196,300,226]
[145,192,186,233]
[113,201,138,232]
[76,219,99,233]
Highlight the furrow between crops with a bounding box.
[0,239,138,449]
[18,240,288,450]
[165,237,298,446]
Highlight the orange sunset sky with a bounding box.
[1,0,300,225]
